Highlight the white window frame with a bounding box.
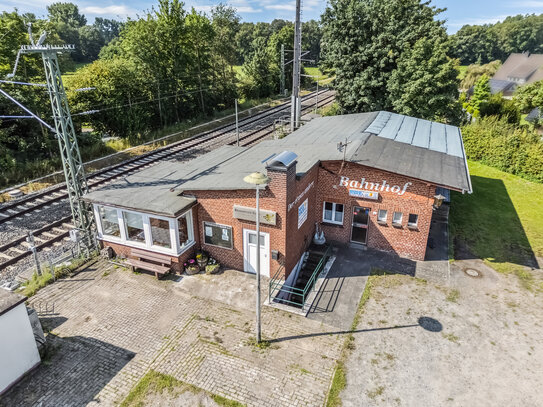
[407,213,419,228]
[322,201,344,225]
[392,211,403,226]
[377,209,388,223]
[202,221,233,250]
[94,204,195,256]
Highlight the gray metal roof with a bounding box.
[83,111,472,214]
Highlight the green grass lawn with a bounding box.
[450,160,543,275]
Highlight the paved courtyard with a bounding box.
[0,260,345,407]
[340,258,543,406]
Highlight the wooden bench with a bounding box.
[125,248,172,279]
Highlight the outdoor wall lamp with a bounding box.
[433,194,446,209]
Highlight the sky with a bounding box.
[2,0,543,33]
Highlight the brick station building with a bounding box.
[83,111,472,280]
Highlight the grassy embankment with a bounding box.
[450,160,543,289]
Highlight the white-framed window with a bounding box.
[377,209,388,223]
[203,221,233,249]
[408,213,419,228]
[392,211,403,226]
[123,211,145,244]
[98,206,121,238]
[94,204,195,255]
[322,201,344,225]
[150,217,172,249]
[178,212,194,249]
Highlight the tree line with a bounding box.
[451,14,543,65]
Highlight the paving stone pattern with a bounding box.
[1,260,343,407]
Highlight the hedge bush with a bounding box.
[462,116,543,183]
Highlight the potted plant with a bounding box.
[196,251,209,270]
[205,257,221,274]
[184,259,200,275]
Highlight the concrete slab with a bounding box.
[307,246,416,331]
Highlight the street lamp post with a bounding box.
[243,171,269,343]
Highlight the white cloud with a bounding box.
[81,5,138,16]
[265,4,296,12]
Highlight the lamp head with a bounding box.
[433,194,446,208]
[243,172,269,186]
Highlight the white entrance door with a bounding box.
[243,229,270,277]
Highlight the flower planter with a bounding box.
[184,265,200,275]
[205,263,221,274]
[184,258,200,275]
[196,251,209,270]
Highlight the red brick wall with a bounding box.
[99,159,436,278]
[316,161,435,260]
[188,165,290,278]
[284,164,319,273]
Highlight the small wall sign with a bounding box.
[349,189,379,200]
[233,205,277,225]
[298,198,308,229]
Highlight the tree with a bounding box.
[450,25,498,65]
[464,74,491,118]
[242,37,278,98]
[210,3,239,105]
[388,38,461,123]
[479,93,520,124]
[514,80,543,113]
[302,20,322,64]
[321,0,450,116]
[47,2,86,27]
[186,9,215,114]
[236,22,255,64]
[67,58,151,140]
[79,25,104,61]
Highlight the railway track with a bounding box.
[0,90,335,275]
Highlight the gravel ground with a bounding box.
[340,259,543,406]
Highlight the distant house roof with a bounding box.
[489,79,517,95]
[84,112,472,215]
[526,107,541,122]
[494,53,543,83]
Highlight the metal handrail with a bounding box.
[268,245,331,310]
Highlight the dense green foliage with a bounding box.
[514,80,543,119]
[451,14,543,64]
[388,37,461,122]
[321,0,459,123]
[462,116,543,183]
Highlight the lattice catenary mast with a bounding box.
[7,27,93,237]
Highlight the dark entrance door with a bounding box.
[351,206,369,244]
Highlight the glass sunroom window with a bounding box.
[150,217,171,248]
[178,212,193,248]
[123,212,145,243]
[99,206,120,237]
